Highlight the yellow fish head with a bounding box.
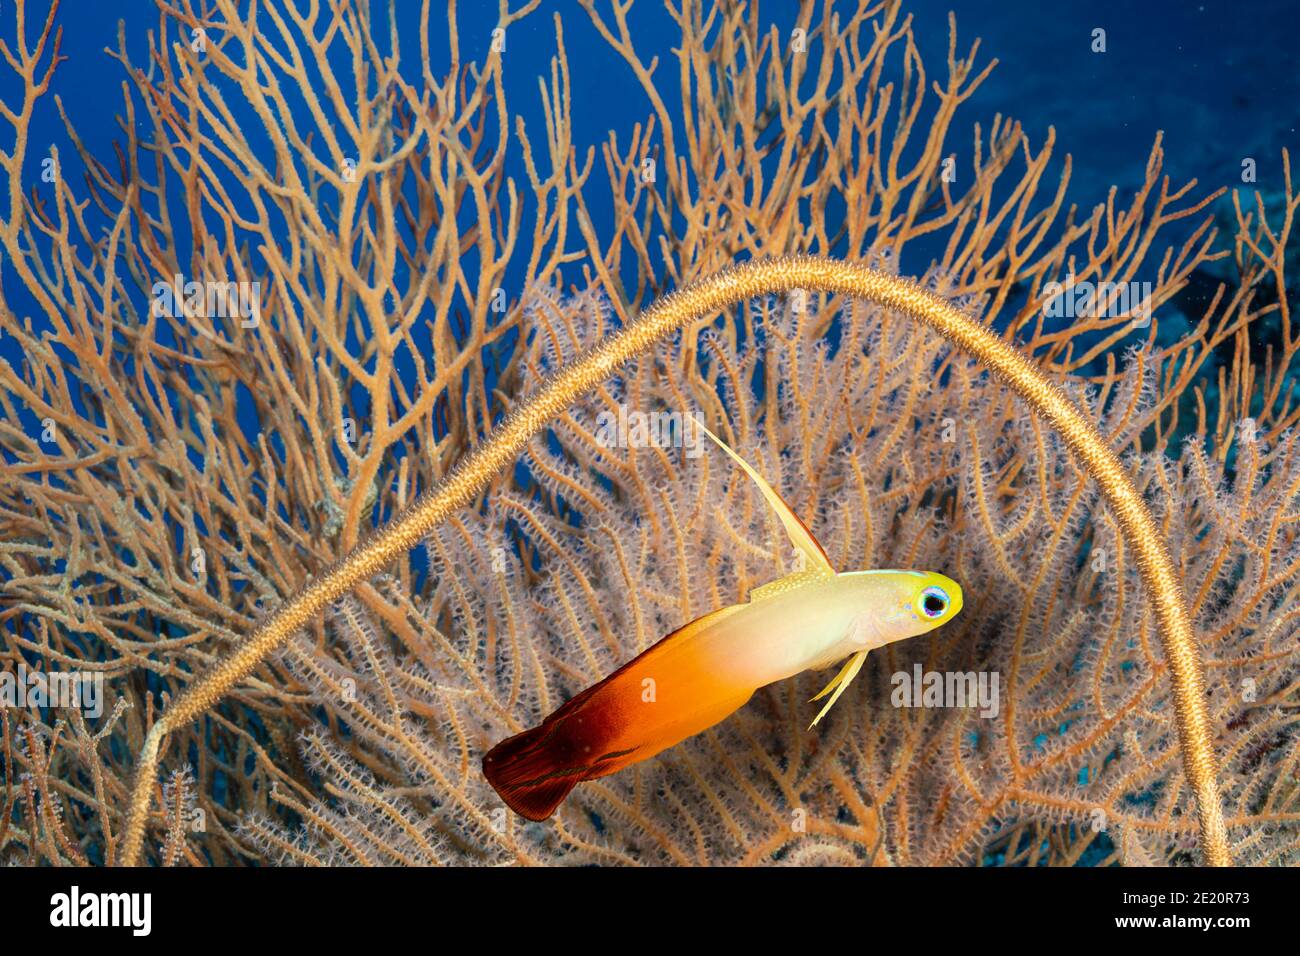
[907,571,963,630]
[836,569,964,645]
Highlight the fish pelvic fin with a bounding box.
[808,649,869,728]
[694,419,836,578]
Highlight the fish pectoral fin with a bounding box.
[808,650,868,728]
[695,419,836,578]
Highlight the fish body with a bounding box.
[483,424,962,820]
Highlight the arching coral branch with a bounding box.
[121,255,1232,867]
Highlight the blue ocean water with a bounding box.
[3,0,1296,367]
[6,1,1297,270]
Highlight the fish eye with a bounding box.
[920,586,949,618]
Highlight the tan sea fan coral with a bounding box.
[1,0,1296,866]
[240,276,1300,865]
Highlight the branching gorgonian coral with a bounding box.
[240,275,1300,865]
[2,0,1296,865]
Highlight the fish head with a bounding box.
[800,570,966,719]
[902,570,963,633]
[840,569,964,649]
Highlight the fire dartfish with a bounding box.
[483,422,963,820]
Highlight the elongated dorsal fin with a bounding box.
[696,419,836,578]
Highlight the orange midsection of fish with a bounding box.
[482,605,757,820]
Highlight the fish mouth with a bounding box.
[946,579,964,617]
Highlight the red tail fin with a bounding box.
[482,722,585,821]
